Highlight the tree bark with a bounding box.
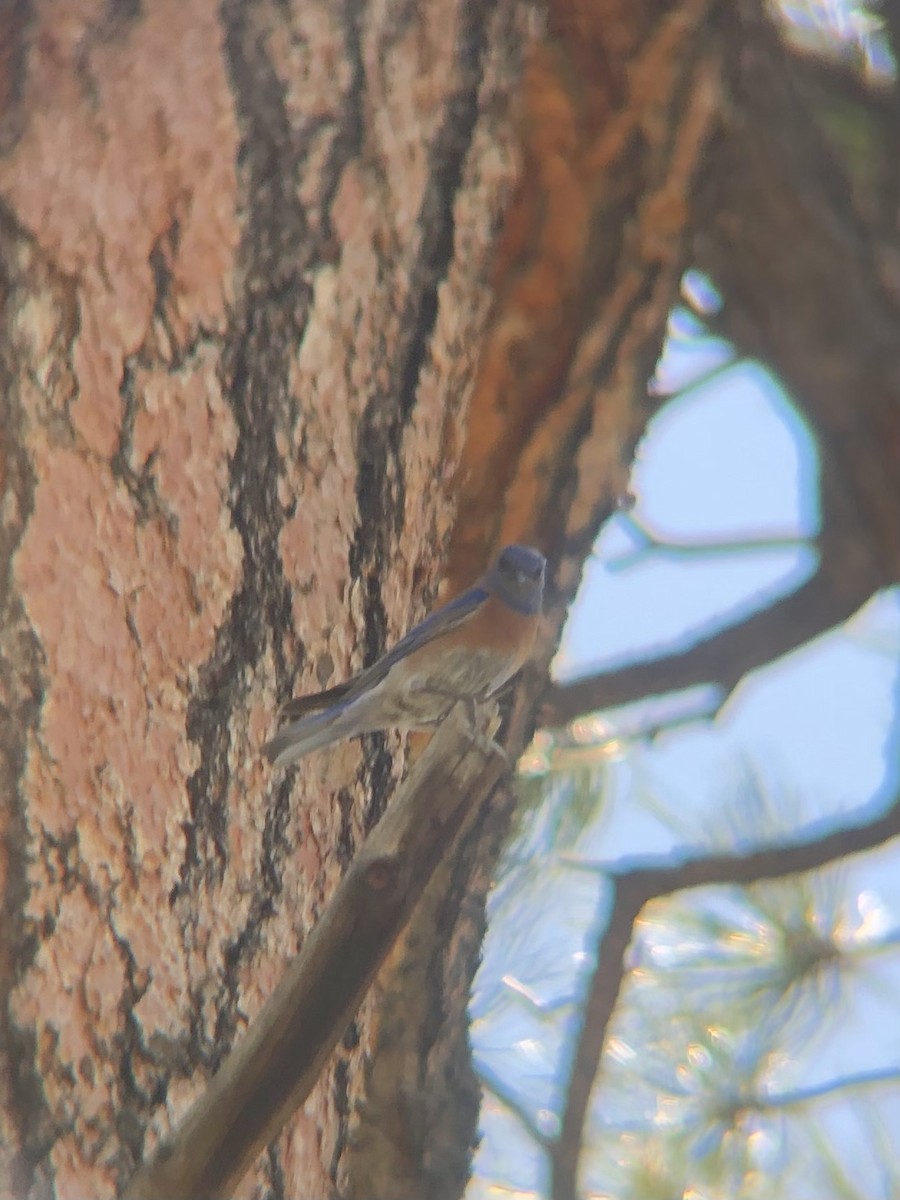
[0,2,534,1194]
[5,0,891,1197]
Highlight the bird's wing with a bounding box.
[277,585,489,722]
[354,584,489,689]
[278,683,353,723]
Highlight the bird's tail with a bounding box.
[262,693,379,768]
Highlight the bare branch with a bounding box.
[603,513,810,573]
[537,2,900,734]
[477,1062,552,1151]
[122,711,509,1200]
[539,562,870,726]
[699,6,900,587]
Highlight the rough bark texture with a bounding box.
[350,4,721,1196]
[4,0,892,1198]
[0,1,534,1195]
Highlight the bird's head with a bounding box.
[488,544,546,615]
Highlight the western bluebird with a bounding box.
[263,544,546,768]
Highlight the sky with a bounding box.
[464,11,900,1194]
[466,269,900,1198]
[557,290,900,819]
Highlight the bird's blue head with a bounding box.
[487,544,546,615]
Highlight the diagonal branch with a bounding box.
[539,2,900,733]
[122,710,509,1200]
[604,513,810,572]
[477,1061,553,1151]
[539,562,873,727]
[748,1065,900,1113]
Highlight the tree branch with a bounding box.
[477,1061,552,1151]
[749,1065,900,1113]
[549,794,900,1200]
[539,561,870,726]
[699,4,900,586]
[603,513,810,572]
[541,50,900,723]
[538,1,900,732]
[122,711,509,1200]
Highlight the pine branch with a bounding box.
[549,794,900,1200]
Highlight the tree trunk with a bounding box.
[0,0,737,1196]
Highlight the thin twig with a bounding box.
[477,1061,553,1150]
[749,1065,900,1113]
[603,511,812,573]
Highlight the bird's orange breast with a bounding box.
[452,592,538,665]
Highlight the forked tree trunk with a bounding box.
[0,1,719,1196]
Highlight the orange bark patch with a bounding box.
[446,0,718,590]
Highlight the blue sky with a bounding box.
[466,272,900,1198]
[466,4,900,1192]
[558,302,819,679]
[557,299,900,816]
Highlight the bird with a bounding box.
[263,544,546,768]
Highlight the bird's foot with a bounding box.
[421,688,508,763]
